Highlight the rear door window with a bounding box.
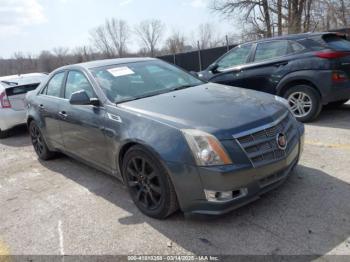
[254,40,289,62]
[45,72,65,97]
[290,41,305,53]
[323,35,350,51]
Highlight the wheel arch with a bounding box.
[277,78,322,99]
[27,116,35,127]
[117,140,170,183]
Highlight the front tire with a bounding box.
[284,85,322,123]
[122,145,178,219]
[29,121,55,160]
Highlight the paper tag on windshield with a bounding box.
[107,67,135,77]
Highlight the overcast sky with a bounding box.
[0,0,235,58]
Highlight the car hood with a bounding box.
[119,83,288,140]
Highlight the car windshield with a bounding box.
[90,60,204,103]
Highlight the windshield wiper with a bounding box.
[115,84,199,105]
[115,90,169,105]
[170,84,197,91]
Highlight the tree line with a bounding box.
[0,19,228,76]
[0,0,349,76]
[212,0,350,40]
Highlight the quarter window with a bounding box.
[217,44,252,70]
[45,72,65,97]
[254,41,289,62]
[64,71,95,99]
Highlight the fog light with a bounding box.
[204,189,247,202]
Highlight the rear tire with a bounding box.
[283,85,322,123]
[122,145,179,219]
[0,129,10,139]
[29,121,55,160]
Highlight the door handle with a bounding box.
[39,104,45,110]
[274,62,288,67]
[58,111,68,118]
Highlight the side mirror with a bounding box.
[208,63,219,73]
[69,90,99,106]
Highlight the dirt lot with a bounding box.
[1,104,350,258]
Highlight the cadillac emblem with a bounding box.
[276,133,287,150]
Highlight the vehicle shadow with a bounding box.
[0,125,31,147]
[40,157,350,256]
[310,103,350,130]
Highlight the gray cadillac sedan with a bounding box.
[26,58,305,219]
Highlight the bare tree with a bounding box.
[211,0,273,37]
[195,23,223,49]
[90,18,130,58]
[105,19,130,57]
[134,19,165,57]
[90,26,114,57]
[211,0,350,36]
[165,31,187,54]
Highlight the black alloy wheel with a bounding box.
[29,121,54,160]
[123,146,178,219]
[127,156,162,210]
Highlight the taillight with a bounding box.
[315,51,350,59]
[0,91,11,108]
[332,71,348,82]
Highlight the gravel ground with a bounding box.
[0,104,350,258]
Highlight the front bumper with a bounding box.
[166,134,302,215]
[190,143,299,215]
[0,108,26,131]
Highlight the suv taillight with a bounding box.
[315,51,350,59]
[0,91,11,108]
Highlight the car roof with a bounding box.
[59,57,157,71]
[242,32,338,45]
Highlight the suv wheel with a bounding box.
[284,85,322,122]
[122,145,178,219]
[29,121,55,160]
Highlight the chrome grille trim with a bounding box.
[234,112,298,168]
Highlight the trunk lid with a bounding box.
[5,83,40,110]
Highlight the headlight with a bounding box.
[181,129,232,166]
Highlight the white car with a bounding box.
[0,73,47,138]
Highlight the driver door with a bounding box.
[58,70,109,168]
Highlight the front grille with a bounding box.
[236,113,298,167]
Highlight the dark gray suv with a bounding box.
[198,32,350,122]
[26,58,304,219]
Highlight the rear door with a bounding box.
[58,70,108,168]
[209,44,253,88]
[35,71,66,149]
[242,40,301,94]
